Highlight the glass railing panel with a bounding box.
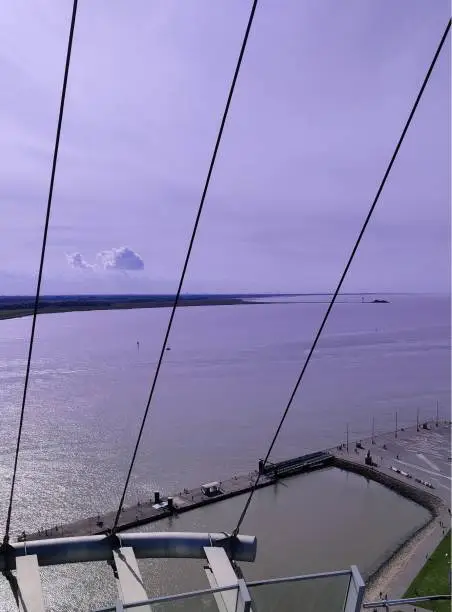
[247,573,351,612]
[112,585,239,612]
[149,591,229,611]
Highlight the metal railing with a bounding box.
[94,584,240,611]
[362,594,452,608]
[93,567,364,612]
[5,531,366,611]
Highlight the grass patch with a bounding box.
[404,530,451,612]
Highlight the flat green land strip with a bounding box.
[404,530,451,612]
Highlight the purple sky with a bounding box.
[0,0,450,294]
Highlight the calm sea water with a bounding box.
[0,294,449,610]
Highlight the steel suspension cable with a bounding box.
[2,0,79,544]
[232,18,451,537]
[112,0,259,531]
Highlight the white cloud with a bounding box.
[66,252,95,270]
[66,247,144,273]
[97,247,144,271]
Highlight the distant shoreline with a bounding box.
[0,293,392,321]
[0,297,252,321]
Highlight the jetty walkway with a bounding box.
[20,421,450,542]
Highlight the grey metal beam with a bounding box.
[0,532,256,570]
[204,546,240,612]
[236,578,252,612]
[113,547,151,612]
[205,567,230,612]
[16,555,45,612]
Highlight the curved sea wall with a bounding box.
[332,456,443,516]
[332,455,445,593]
[364,516,435,595]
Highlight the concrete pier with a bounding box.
[22,473,277,541]
[20,421,450,543]
[332,421,450,509]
